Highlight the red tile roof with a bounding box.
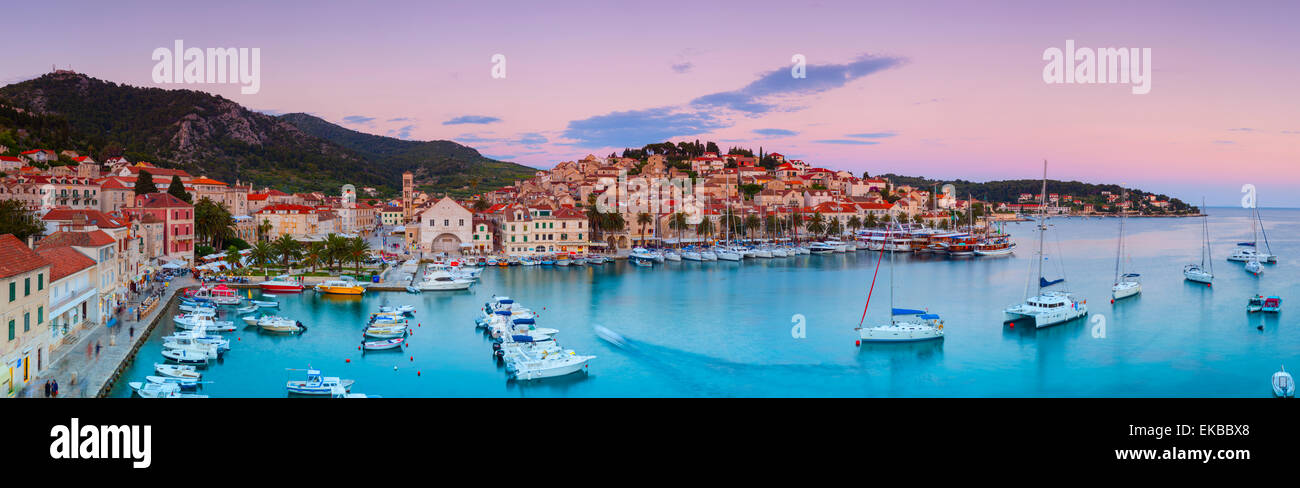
[41,209,127,228]
[36,247,96,282]
[134,192,192,208]
[35,230,117,251]
[0,234,51,278]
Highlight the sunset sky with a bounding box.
[5,0,1297,205]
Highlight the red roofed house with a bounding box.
[34,245,96,360]
[254,204,321,239]
[124,192,195,265]
[35,229,121,328]
[1,234,53,396]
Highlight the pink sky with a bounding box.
[4,1,1297,205]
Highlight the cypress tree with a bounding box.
[167,175,191,202]
[134,169,158,195]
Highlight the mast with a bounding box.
[1036,160,1048,296]
[889,212,895,323]
[1201,197,1212,272]
[1114,189,1125,284]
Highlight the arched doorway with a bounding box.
[430,233,462,254]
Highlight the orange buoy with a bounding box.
[417,371,421,376]
[854,340,860,347]
[345,358,350,363]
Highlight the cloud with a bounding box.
[812,139,881,145]
[387,117,413,122]
[443,115,502,125]
[691,54,905,113]
[1212,140,1235,144]
[561,107,731,147]
[516,133,548,146]
[671,62,694,74]
[753,128,798,137]
[386,124,417,139]
[453,131,550,147]
[1283,130,1299,134]
[1227,128,1254,132]
[342,115,376,125]
[845,132,896,139]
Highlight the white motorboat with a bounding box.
[257,316,305,333]
[179,302,216,314]
[363,325,408,339]
[808,242,835,254]
[161,346,211,365]
[174,313,234,331]
[510,349,596,381]
[362,337,405,351]
[628,247,657,262]
[824,239,848,252]
[416,270,473,291]
[164,326,230,354]
[1273,365,1295,398]
[1245,258,1263,276]
[286,369,355,396]
[129,381,207,398]
[234,303,258,314]
[681,250,703,261]
[663,250,682,262]
[250,300,278,308]
[1003,161,1089,328]
[154,363,201,380]
[145,375,201,390]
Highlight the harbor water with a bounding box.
[109,207,1299,397]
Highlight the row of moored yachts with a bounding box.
[474,296,597,380]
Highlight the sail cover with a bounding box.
[919,314,941,320]
[1040,277,1065,288]
[892,308,927,315]
[1236,242,1256,247]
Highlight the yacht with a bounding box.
[1184,199,1214,284]
[258,275,305,293]
[417,270,474,290]
[681,249,703,261]
[700,249,718,261]
[510,349,596,380]
[715,247,742,261]
[808,242,836,254]
[1273,365,1295,398]
[1003,161,1089,328]
[857,217,944,343]
[1227,199,1276,263]
[1111,194,1141,302]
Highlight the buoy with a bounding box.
[345,358,350,363]
[855,340,860,347]
[393,365,398,371]
[410,356,414,361]
[1009,322,1015,328]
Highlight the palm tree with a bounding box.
[194,197,234,248]
[346,237,371,274]
[847,215,862,234]
[324,234,348,271]
[864,213,878,229]
[826,217,842,237]
[695,217,714,241]
[223,245,242,272]
[272,234,302,270]
[257,218,273,243]
[635,212,653,247]
[744,215,760,239]
[806,213,826,236]
[250,241,275,277]
[304,242,326,272]
[667,212,689,247]
[764,214,779,240]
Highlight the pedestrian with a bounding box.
[95,341,101,358]
[129,325,135,338]
[52,379,59,397]
[44,380,51,398]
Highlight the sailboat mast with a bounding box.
[1114,190,1125,284]
[1203,198,1212,272]
[1037,160,1048,296]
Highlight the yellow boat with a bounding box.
[314,278,367,295]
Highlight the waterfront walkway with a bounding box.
[26,275,197,398]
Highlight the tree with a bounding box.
[250,241,275,276]
[224,245,242,271]
[473,199,490,212]
[636,212,653,246]
[166,176,191,203]
[0,200,45,240]
[806,213,826,236]
[847,215,862,234]
[346,237,371,273]
[667,212,689,245]
[826,217,842,236]
[744,215,760,238]
[133,169,158,196]
[864,213,878,229]
[272,234,302,269]
[303,242,326,272]
[194,197,234,248]
[324,233,349,271]
[695,216,714,240]
[257,218,273,243]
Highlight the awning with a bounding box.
[162,261,184,269]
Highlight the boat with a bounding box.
[715,247,742,261]
[250,300,278,308]
[631,256,653,267]
[856,216,945,343]
[257,316,305,333]
[362,337,405,351]
[164,326,230,354]
[510,349,596,380]
[154,363,201,380]
[314,276,367,295]
[363,325,408,339]
[1245,258,1263,276]
[259,275,305,292]
[974,236,1016,256]
[144,375,201,390]
[808,242,835,254]
[1227,199,1277,263]
[234,303,259,314]
[128,381,207,398]
[161,346,210,365]
[416,270,473,291]
[700,249,717,260]
[1184,199,1214,284]
[1003,161,1088,328]
[1247,295,1281,313]
[1111,193,1141,302]
[286,369,355,396]
[178,302,217,314]
[1273,366,1295,398]
[519,256,537,266]
[662,250,682,261]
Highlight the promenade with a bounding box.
[26,275,197,398]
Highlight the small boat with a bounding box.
[1184,198,1214,284]
[258,316,305,333]
[394,305,416,315]
[416,270,473,290]
[145,375,201,390]
[154,363,201,380]
[510,350,596,381]
[519,256,537,266]
[1247,295,1281,313]
[129,381,208,398]
[286,369,355,396]
[631,257,653,267]
[1273,366,1295,398]
[259,275,305,293]
[251,300,278,308]
[161,347,210,365]
[363,325,407,339]
[1245,258,1263,276]
[314,276,367,295]
[406,286,421,294]
[234,303,259,314]
[681,250,703,261]
[362,337,405,351]
[179,302,216,314]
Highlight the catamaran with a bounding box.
[1227,198,1276,263]
[1003,161,1088,328]
[1111,190,1141,301]
[856,215,945,343]
[1184,198,1214,284]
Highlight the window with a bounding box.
[24,313,29,332]
[8,282,13,302]
[37,274,43,291]
[24,278,30,296]
[37,307,43,325]
[7,320,12,341]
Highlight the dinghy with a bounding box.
[154,363,201,380]
[362,337,405,351]
[251,300,278,308]
[1274,366,1295,398]
[145,375,202,390]
[129,381,208,398]
[161,347,210,365]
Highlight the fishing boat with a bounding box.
[1247,295,1281,313]
[555,254,571,266]
[974,235,1016,256]
[1111,193,1141,302]
[945,236,978,257]
[1003,161,1088,328]
[362,337,405,351]
[259,275,305,292]
[286,369,355,396]
[856,216,945,343]
[485,257,499,266]
[1184,199,1214,284]
[314,276,367,295]
[519,256,537,266]
[154,363,201,380]
[1274,366,1295,398]
[129,381,208,398]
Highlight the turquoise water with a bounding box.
[109,207,1299,397]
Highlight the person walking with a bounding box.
[51,379,59,398]
[44,380,51,398]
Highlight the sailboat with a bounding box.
[1003,160,1088,328]
[1227,198,1276,263]
[1183,198,1214,284]
[856,214,945,343]
[1111,190,1141,301]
